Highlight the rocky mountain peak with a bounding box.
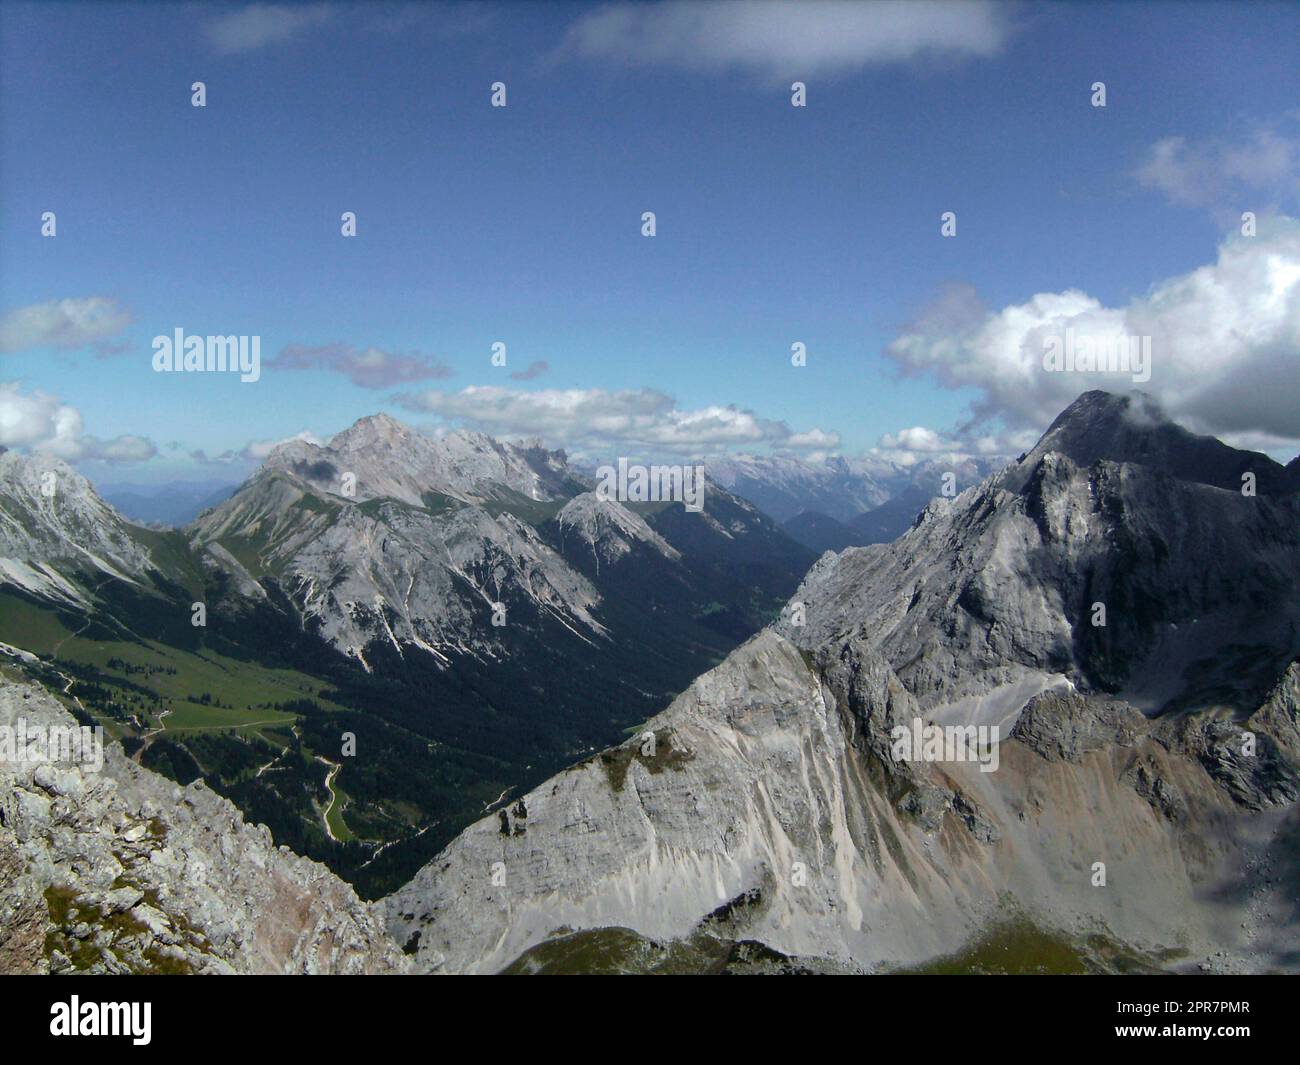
[0,449,155,603]
[782,391,1300,718]
[1005,389,1292,495]
[329,412,415,453]
[556,492,681,565]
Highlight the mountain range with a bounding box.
[704,451,1006,552]
[384,392,1300,973]
[0,417,813,898]
[4,391,1300,974]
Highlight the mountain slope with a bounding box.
[2,417,814,899]
[384,391,1300,973]
[0,450,160,606]
[791,393,1300,716]
[263,414,582,508]
[781,510,868,554]
[0,671,406,974]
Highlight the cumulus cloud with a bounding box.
[509,360,550,381]
[872,423,1036,466]
[1135,129,1300,210]
[558,0,1010,79]
[393,385,839,456]
[0,382,156,464]
[785,427,840,449]
[0,297,131,354]
[267,343,452,389]
[192,429,325,466]
[206,4,332,54]
[92,435,157,463]
[884,218,1300,455]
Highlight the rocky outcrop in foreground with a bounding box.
[0,676,407,974]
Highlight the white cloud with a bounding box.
[1135,129,1300,210]
[193,429,325,466]
[92,435,157,463]
[393,385,838,456]
[785,427,840,449]
[242,429,325,461]
[0,382,156,464]
[878,425,948,452]
[559,0,1010,79]
[268,343,452,388]
[0,297,131,354]
[872,423,1036,466]
[884,218,1300,455]
[206,4,332,55]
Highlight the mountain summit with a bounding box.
[1005,390,1296,495]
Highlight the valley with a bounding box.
[0,420,815,899]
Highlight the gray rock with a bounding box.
[0,677,408,975]
[384,392,1300,975]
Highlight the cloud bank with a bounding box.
[394,385,840,457]
[881,217,1300,457]
[0,297,131,355]
[268,343,452,389]
[191,429,325,467]
[0,383,156,464]
[560,0,1010,79]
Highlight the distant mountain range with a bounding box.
[99,480,238,527]
[95,433,1007,558]
[703,451,1006,552]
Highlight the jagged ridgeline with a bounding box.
[384,392,1300,975]
[6,392,1300,974]
[0,416,813,899]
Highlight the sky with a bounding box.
[1,0,1298,487]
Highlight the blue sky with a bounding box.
[1,0,1298,485]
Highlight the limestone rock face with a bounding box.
[384,392,1300,974]
[0,450,157,607]
[780,451,1300,716]
[384,624,1300,974]
[264,415,574,508]
[555,492,681,569]
[0,677,407,975]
